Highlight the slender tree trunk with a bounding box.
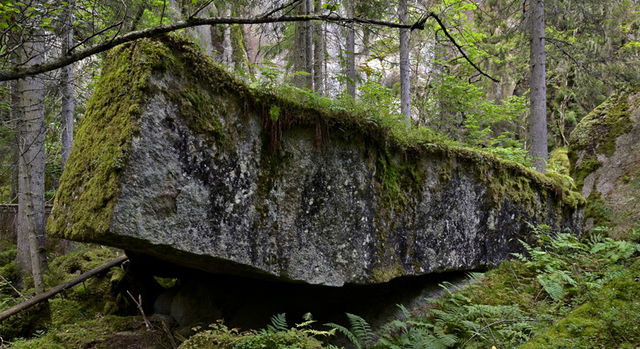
[222,6,233,65]
[292,2,311,88]
[15,36,47,293]
[313,0,324,94]
[345,0,356,97]
[528,0,547,172]
[399,0,411,119]
[60,0,75,167]
[304,0,313,88]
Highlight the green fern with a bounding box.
[268,313,289,332]
[326,313,374,349]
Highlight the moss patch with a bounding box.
[521,258,640,348]
[569,88,636,187]
[46,40,159,241]
[10,315,162,349]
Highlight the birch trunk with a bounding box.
[528,0,548,172]
[399,0,411,119]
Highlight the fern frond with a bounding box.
[268,313,289,332]
[346,313,374,346]
[325,322,362,349]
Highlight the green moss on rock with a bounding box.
[569,88,636,187]
[46,41,159,241]
[49,35,583,244]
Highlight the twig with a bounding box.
[260,0,303,19]
[428,13,499,83]
[0,14,425,81]
[190,0,215,19]
[0,274,24,300]
[68,20,124,54]
[126,290,151,330]
[161,319,178,349]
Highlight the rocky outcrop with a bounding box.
[48,36,583,286]
[569,87,640,236]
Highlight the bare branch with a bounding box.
[428,13,500,83]
[0,12,496,83]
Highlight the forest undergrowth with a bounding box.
[4,223,637,348]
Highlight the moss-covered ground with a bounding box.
[0,244,167,348]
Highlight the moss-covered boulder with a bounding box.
[569,87,640,236]
[48,36,583,286]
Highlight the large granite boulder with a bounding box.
[48,36,583,286]
[569,87,640,236]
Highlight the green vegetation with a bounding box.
[0,245,128,346]
[180,314,336,349]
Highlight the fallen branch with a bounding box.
[0,255,128,322]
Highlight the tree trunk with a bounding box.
[60,0,75,168]
[15,39,47,293]
[345,0,356,97]
[399,0,411,119]
[305,0,314,88]
[313,0,325,94]
[292,2,312,88]
[222,6,233,65]
[528,0,548,172]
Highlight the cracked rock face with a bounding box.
[49,37,583,286]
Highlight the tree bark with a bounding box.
[399,0,411,119]
[313,0,325,94]
[345,0,356,97]
[15,36,47,293]
[292,2,312,88]
[305,0,314,88]
[60,0,75,168]
[528,0,548,172]
[222,6,233,65]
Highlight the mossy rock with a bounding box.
[48,35,584,286]
[569,86,640,236]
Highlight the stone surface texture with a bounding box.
[50,37,583,286]
[570,87,640,234]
